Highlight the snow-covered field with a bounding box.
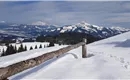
[0,42,58,55]
[1,32,130,79]
[0,42,66,67]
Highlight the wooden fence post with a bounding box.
[82,38,87,58]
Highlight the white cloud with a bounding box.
[122,2,130,9]
[105,12,130,23]
[106,17,130,23]
[0,1,130,28]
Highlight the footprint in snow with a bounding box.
[123,65,128,69]
[120,58,125,63]
[110,55,113,57]
[127,62,130,65]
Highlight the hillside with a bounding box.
[0,31,129,79]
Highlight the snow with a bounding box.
[111,26,130,32]
[0,46,6,53]
[60,29,66,33]
[60,22,130,38]
[1,32,130,79]
[11,42,50,50]
[0,42,67,68]
[77,21,91,26]
[57,28,60,31]
[50,29,55,32]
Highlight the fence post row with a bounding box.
[0,38,87,80]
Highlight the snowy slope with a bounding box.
[0,43,67,68]
[0,32,130,79]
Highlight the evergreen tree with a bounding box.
[24,45,27,51]
[2,49,5,54]
[48,42,54,47]
[30,46,33,50]
[59,43,62,46]
[44,45,46,48]
[5,45,10,55]
[18,44,24,52]
[1,49,5,56]
[4,45,15,55]
[10,45,15,54]
[39,44,42,48]
[35,45,37,49]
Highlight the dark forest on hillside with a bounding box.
[36,32,100,45]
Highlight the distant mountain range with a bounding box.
[0,21,129,40]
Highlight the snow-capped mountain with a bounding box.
[57,22,130,38]
[0,21,129,40]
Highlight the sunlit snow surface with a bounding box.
[1,32,130,79]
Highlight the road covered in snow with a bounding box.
[1,32,130,79]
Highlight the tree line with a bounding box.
[1,42,54,56]
[36,32,100,45]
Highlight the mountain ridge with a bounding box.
[0,21,129,41]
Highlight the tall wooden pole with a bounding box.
[82,38,87,58]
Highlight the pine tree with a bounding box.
[39,44,42,48]
[18,44,24,52]
[30,46,33,50]
[5,45,10,55]
[4,45,15,55]
[35,45,37,49]
[24,45,27,51]
[48,42,54,47]
[44,45,46,48]
[10,45,15,54]
[1,49,5,56]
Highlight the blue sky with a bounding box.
[0,1,130,28]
